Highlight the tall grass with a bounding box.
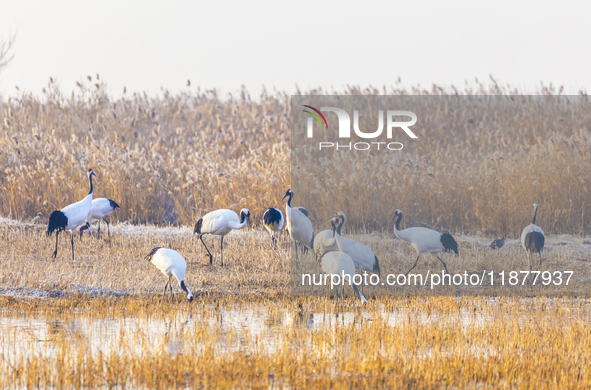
[1,77,590,234]
[1,295,591,388]
[293,94,591,235]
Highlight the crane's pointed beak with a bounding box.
[281,193,288,201]
[325,214,340,221]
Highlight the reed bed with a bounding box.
[1,79,590,235]
[1,295,591,388]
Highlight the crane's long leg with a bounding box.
[220,236,224,267]
[161,279,170,302]
[51,232,59,260]
[528,254,532,271]
[352,284,368,304]
[169,277,174,301]
[71,230,75,261]
[97,220,101,239]
[199,235,213,265]
[539,253,543,267]
[79,223,90,241]
[436,256,449,274]
[104,217,110,238]
[404,254,422,276]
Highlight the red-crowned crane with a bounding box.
[319,220,367,303]
[47,168,96,260]
[194,208,250,267]
[281,189,314,258]
[262,207,284,247]
[390,209,458,275]
[145,247,194,302]
[322,212,380,293]
[521,203,545,270]
[79,198,120,238]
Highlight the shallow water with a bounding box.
[1,299,588,365]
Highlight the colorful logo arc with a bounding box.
[302,105,329,129]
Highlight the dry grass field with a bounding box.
[0,220,590,388]
[1,80,591,388]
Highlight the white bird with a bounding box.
[145,247,194,301]
[46,168,96,260]
[193,208,250,266]
[319,220,367,303]
[322,212,381,288]
[262,207,284,247]
[282,189,314,258]
[313,216,342,260]
[79,198,120,238]
[521,203,545,270]
[390,209,459,275]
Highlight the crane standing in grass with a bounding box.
[79,198,120,238]
[321,212,380,293]
[390,209,459,275]
[282,189,314,258]
[47,168,96,261]
[319,220,367,303]
[521,203,545,270]
[145,247,194,302]
[262,207,284,247]
[194,208,250,267]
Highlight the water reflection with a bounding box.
[0,299,588,363]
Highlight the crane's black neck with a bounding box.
[88,174,94,195]
[336,216,345,235]
[395,213,402,231]
[532,207,537,225]
[240,211,248,223]
[286,193,292,207]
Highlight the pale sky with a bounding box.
[1,0,590,97]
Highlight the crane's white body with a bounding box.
[391,210,458,275]
[87,198,118,221]
[200,209,248,236]
[194,208,250,266]
[286,206,314,248]
[61,193,93,230]
[282,190,314,256]
[147,248,193,301]
[320,251,367,303]
[394,227,449,256]
[80,198,120,238]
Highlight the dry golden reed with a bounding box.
[1,77,590,235]
[1,295,591,388]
